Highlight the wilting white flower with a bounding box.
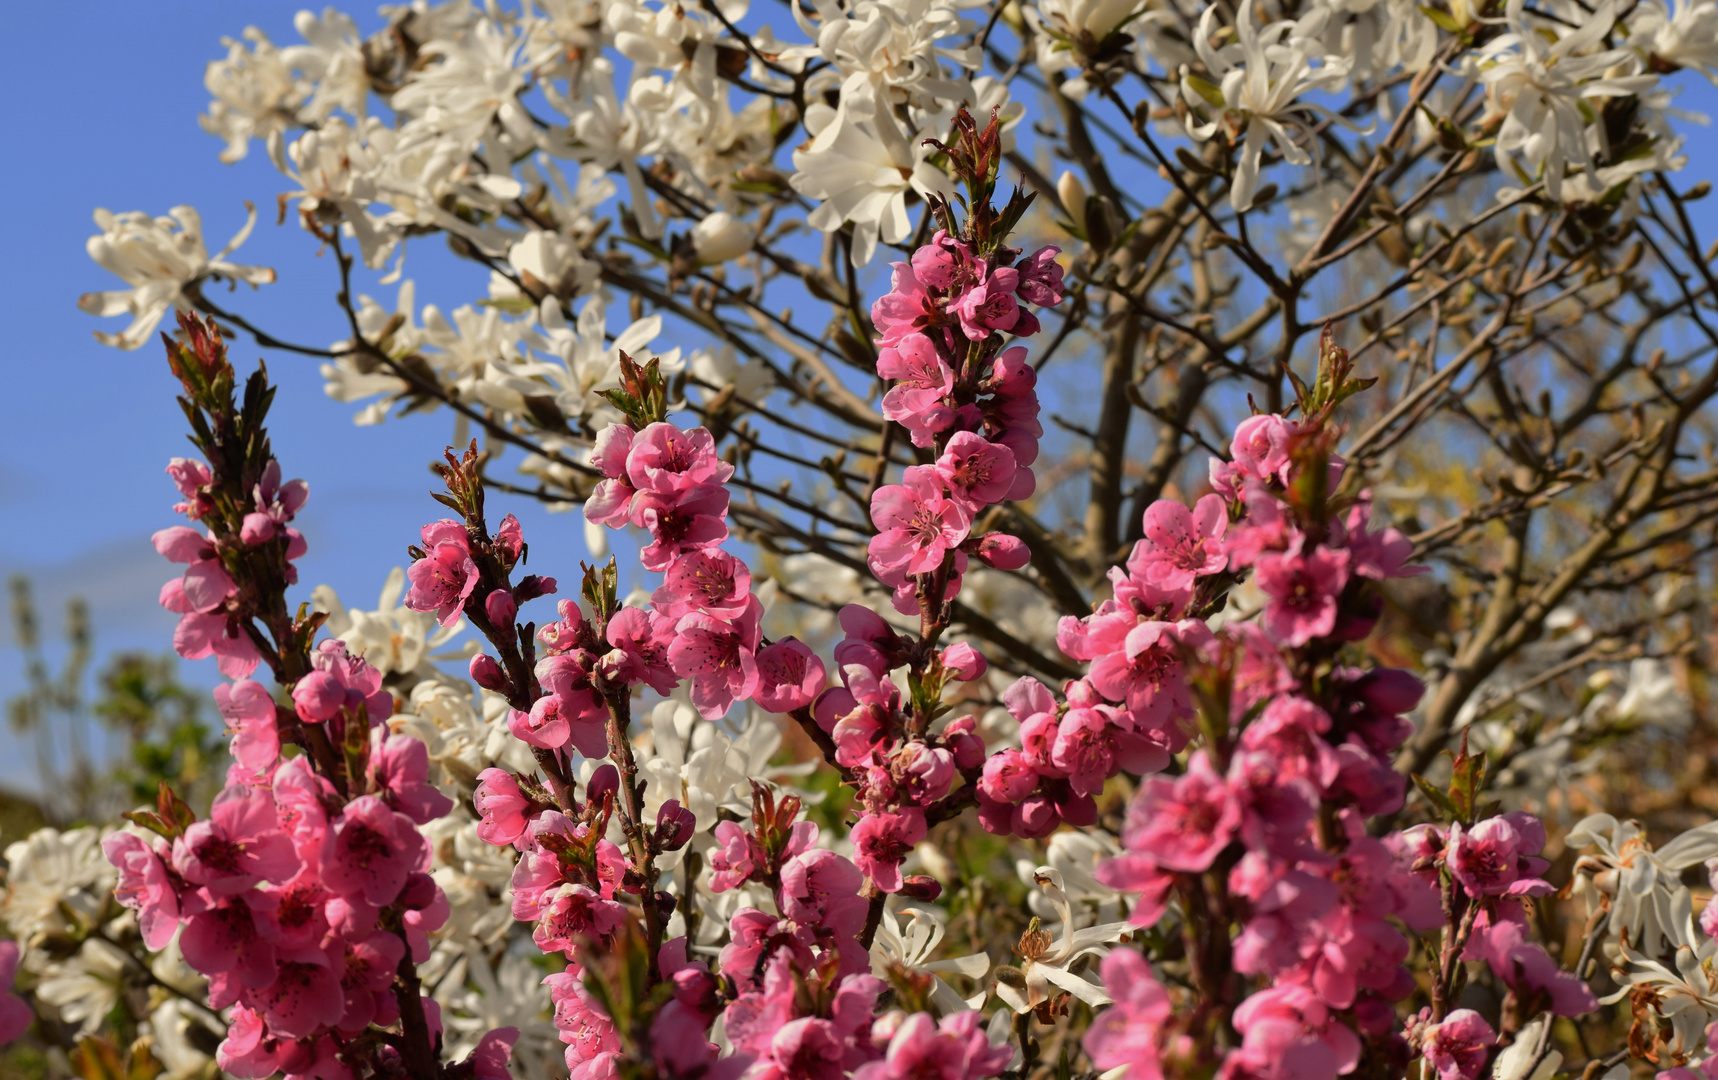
[1568,814,1718,956]
[1181,0,1358,212]
[791,100,956,265]
[995,867,1132,1014]
[1603,893,1718,1060]
[78,205,275,350]
[871,905,991,1014]
[1474,0,1658,202]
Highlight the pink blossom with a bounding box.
[154,525,235,612]
[467,1027,520,1080]
[855,1010,1013,1080]
[291,639,392,726]
[1078,616,1208,730]
[1084,949,1172,1080]
[871,262,936,347]
[709,820,764,891]
[259,868,332,950]
[952,265,1021,341]
[548,966,622,1070]
[980,749,1039,804]
[755,638,827,712]
[271,756,334,858]
[780,849,869,938]
[602,606,679,694]
[1447,814,1552,898]
[369,732,455,825]
[851,808,926,893]
[1053,702,1170,796]
[1231,415,1295,486]
[869,467,971,577]
[405,519,479,627]
[625,422,733,495]
[167,457,214,519]
[909,230,973,291]
[533,884,627,958]
[590,424,635,478]
[669,599,763,719]
[1473,918,1597,1016]
[474,769,532,847]
[215,1005,288,1078]
[1421,1010,1495,1080]
[654,548,753,620]
[936,431,1020,509]
[878,335,956,443]
[1135,495,1230,591]
[632,483,731,572]
[167,602,262,679]
[103,832,182,949]
[320,795,428,907]
[1015,246,1066,306]
[335,931,405,1034]
[253,944,347,1038]
[179,892,278,987]
[1255,543,1350,647]
[1122,753,1240,872]
[1224,985,1356,1080]
[214,679,279,775]
[584,476,636,527]
[174,784,299,894]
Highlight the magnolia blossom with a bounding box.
[78,205,275,349]
[1180,0,1358,211]
[792,101,956,265]
[995,867,1132,1014]
[1473,0,1659,202]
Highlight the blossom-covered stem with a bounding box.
[601,688,665,980]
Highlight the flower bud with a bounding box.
[469,654,508,692]
[655,799,697,851]
[484,588,517,629]
[1057,171,1089,236]
[515,574,557,602]
[972,532,1031,570]
[899,875,943,902]
[692,211,755,264]
[586,763,621,808]
[239,512,276,545]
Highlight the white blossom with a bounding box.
[994,867,1132,1014]
[78,205,275,350]
[871,905,990,1014]
[1474,0,1659,202]
[1180,0,1359,212]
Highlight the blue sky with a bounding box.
[2,2,1716,800]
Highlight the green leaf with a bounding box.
[1183,73,1226,108]
[1412,773,1460,822]
[1418,5,1464,32]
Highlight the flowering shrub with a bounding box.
[10,0,1718,1077]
